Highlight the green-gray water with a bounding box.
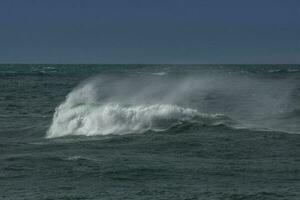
[1,65,300,199]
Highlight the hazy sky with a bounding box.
[0,0,299,64]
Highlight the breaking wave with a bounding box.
[47,102,233,138]
[47,72,300,138]
[46,75,237,138]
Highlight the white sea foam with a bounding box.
[47,72,298,138]
[46,78,232,138]
[47,101,228,138]
[152,72,167,76]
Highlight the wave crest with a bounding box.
[47,102,232,138]
[46,75,244,138]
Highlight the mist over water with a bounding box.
[47,71,300,138]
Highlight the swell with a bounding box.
[46,73,300,138]
[47,102,234,138]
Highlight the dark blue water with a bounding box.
[0,65,300,200]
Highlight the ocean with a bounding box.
[0,64,299,200]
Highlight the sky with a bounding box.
[0,0,299,64]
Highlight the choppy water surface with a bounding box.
[0,65,300,199]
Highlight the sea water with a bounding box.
[0,65,299,199]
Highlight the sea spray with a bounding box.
[47,73,299,137]
[46,102,231,138]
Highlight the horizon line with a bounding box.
[0,63,299,65]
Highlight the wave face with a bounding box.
[47,70,300,138]
[47,103,231,138]
[46,75,238,138]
